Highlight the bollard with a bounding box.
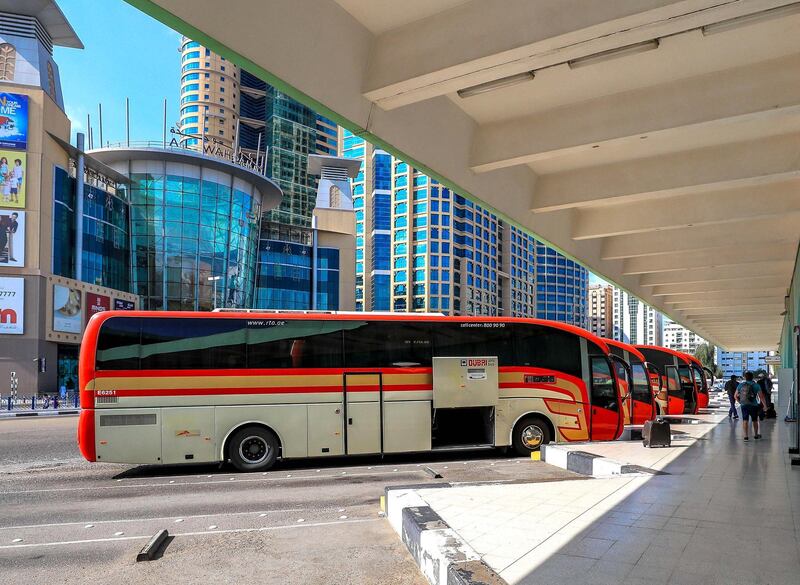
[74,393,79,408]
[53,396,59,410]
[31,396,36,410]
[7,396,11,411]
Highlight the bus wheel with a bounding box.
[512,416,551,456]
[228,426,279,472]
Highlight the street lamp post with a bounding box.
[208,276,222,310]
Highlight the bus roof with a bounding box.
[603,338,646,363]
[634,344,693,364]
[83,310,611,354]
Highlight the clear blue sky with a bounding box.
[54,0,181,145]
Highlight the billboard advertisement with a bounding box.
[86,293,111,325]
[0,210,24,267]
[0,277,24,334]
[0,151,25,209]
[0,93,28,150]
[53,284,82,333]
[114,298,136,311]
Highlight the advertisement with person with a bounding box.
[53,284,82,333]
[85,293,111,325]
[0,151,25,209]
[0,276,24,334]
[0,93,28,150]
[0,210,24,267]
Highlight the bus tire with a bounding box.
[228,426,279,472]
[512,415,551,456]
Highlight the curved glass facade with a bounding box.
[52,166,131,292]
[128,161,261,311]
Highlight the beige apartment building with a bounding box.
[588,284,613,338]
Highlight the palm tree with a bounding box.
[694,343,723,377]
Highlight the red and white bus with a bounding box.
[635,345,698,415]
[78,311,624,471]
[604,339,658,426]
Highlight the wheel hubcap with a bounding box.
[239,436,269,464]
[521,425,544,449]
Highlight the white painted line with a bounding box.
[0,508,305,531]
[0,469,419,495]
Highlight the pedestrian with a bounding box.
[757,372,773,406]
[735,371,767,441]
[724,374,739,420]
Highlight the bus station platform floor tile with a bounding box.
[414,412,800,584]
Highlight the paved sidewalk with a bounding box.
[414,413,800,584]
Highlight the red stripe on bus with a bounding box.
[93,367,433,378]
[97,383,433,398]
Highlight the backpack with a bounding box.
[744,382,757,403]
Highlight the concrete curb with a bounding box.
[385,488,505,585]
[541,444,639,477]
[0,410,79,419]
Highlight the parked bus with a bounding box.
[635,345,698,415]
[78,312,624,471]
[604,339,658,426]
[683,353,713,411]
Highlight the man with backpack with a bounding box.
[735,371,767,441]
[724,375,739,420]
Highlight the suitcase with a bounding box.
[765,404,777,419]
[642,418,671,448]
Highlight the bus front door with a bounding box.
[589,356,622,441]
[343,372,382,455]
[664,365,685,415]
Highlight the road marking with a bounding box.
[0,508,305,531]
[0,469,422,495]
[0,518,379,550]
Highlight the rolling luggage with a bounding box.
[642,418,671,448]
[765,403,777,419]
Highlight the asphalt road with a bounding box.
[0,416,579,585]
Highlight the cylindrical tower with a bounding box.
[179,37,240,150]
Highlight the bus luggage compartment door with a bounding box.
[344,373,382,455]
[161,407,216,464]
[432,357,499,408]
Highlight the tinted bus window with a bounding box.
[515,325,582,378]
[139,318,246,370]
[247,320,346,368]
[631,363,653,403]
[434,322,516,364]
[590,356,618,410]
[96,317,141,370]
[344,321,433,367]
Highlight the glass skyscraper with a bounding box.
[341,131,588,325]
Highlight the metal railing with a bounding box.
[1,393,80,412]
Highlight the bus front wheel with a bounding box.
[512,416,551,456]
[228,426,279,472]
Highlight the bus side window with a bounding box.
[344,321,433,368]
[590,357,618,410]
[514,325,582,379]
[434,323,515,364]
[139,318,247,370]
[96,317,142,370]
[247,320,345,369]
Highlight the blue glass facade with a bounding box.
[128,166,260,311]
[533,242,589,328]
[52,166,131,292]
[255,237,340,310]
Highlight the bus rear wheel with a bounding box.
[228,426,279,472]
[512,416,551,456]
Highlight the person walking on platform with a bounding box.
[725,375,739,420]
[735,371,767,441]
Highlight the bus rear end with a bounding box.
[77,312,101,463]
